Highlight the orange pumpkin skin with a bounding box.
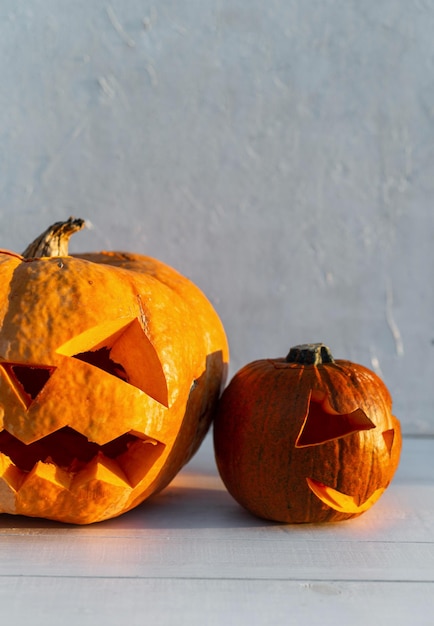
[214,344,401,523]
[0,220,229,524]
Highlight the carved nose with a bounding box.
[1,364,54,408]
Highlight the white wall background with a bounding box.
[1,0,433,434]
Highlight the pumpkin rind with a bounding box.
[0,220,229,524]
[213,344,401,523]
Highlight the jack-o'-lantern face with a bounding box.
[0,219,229,524]
[294,390,399,517]
[214,343,401,524]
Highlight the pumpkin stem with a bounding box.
[285,343,334,365]
[22,217,86,259]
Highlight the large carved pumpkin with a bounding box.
[214,343,401,523]
[0,218,229,524]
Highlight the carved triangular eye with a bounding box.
[57,318,168,407]
[295,395,375,447]
[382,429,395,455]
[0,363,55,408]
[73,347,128,382]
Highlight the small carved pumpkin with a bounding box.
[214,343,401,523]
[0,218,229,524]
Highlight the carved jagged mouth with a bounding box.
[0,426,165,488]
[306,477,386,514]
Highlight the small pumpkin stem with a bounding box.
[285,343,335,365]
[22,217,86,259]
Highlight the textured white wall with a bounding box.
[1,1,433,433]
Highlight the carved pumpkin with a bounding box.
[214,343,401,523]
[0,218,229,524]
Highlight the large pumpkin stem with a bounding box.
[285,343,334,365]
[22,217,85,259]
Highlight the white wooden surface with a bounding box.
[0,435,433,625]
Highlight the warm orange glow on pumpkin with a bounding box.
[214,343,401,523]
[295,391,376,447]
[0,218,229,524]
[305,478,386,514]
